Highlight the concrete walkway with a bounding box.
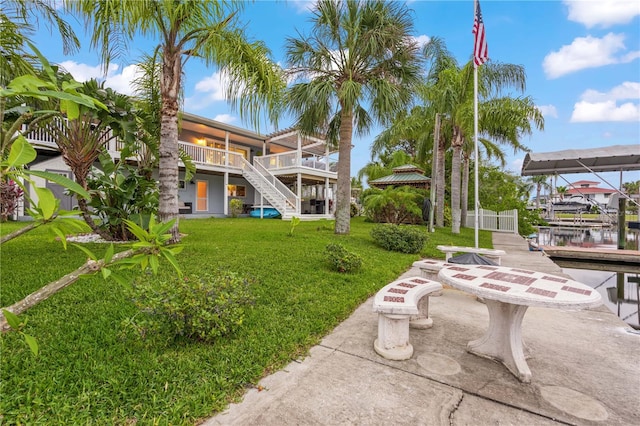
[205,233,640,426]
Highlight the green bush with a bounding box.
[350,202,360,217]
[325,243,363,273]
[370,224,427,254]
[362,186,424,224]
[128,270,255,342]
[229,199,243,218]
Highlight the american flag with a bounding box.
[472,0,488,66]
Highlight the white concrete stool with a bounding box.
[372,277,443,361]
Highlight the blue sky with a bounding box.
[31,0,640,187]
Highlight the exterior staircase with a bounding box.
[240,158,300,218]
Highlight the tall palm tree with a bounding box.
[529,175,550,210]
[284,0,423,234]
[67,0,285,242]
[422,59,543,233]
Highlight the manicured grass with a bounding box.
[0,217,489,424]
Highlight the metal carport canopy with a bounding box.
[520,144,640,176]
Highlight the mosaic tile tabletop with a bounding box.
[438,265,602,309]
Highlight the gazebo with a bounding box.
[368,164,431,190]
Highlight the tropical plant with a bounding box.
[357,150,414,187]
[363,186,424,225]
[287,216,301,236]
[622,180,639,214]
[0,179,23,222]
[229,198,243,218]
[370,223,427,254]
[126,49,196,183]
[43,78,138,240]
[529,175,551,210]
[87,152,159,241]
[0,0,79,87]
[284,0,423,235]
[67,0,286,243]
[556,185,567,200]
[410,39,544,234]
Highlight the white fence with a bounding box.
[466,209,519,234]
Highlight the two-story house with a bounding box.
[22,111,339,220]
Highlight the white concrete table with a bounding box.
[437,264,602,383]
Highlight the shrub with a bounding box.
[128,270,255,342]
[87,153,158,240]
[229,199,243,218]
[325,243,363,273]
[350,202,360,217]
[0,179,24,222]
[370,224,427,254]
[362,186,424,224]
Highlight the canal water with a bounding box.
[535,227,640,330]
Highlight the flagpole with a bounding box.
[473,1,480,249]
[474,63,479,249]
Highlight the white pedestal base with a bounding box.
[467,299,531,383]
[374,314,413,360]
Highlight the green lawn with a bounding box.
[0,217,488,424]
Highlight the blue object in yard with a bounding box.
[249,207,281,218]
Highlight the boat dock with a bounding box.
[540,245,640,265]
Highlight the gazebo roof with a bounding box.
[369,170,431,187]
[392,164,425,174]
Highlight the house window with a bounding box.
[227,184,246,197]
[196,180,208,211]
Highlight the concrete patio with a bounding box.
[205,233,640,426]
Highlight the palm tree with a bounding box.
[46,78,136,240]
[1,0,79,86]
[284,0,423,234]
[556,185,567,200]
[529,175,550,210]
[67,0,285,242]
[422,58,543,234]
[357,150,414,187]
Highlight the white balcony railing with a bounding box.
[254,152,336,173]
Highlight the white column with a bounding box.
[325,177,329,215]
[224,131,229,216]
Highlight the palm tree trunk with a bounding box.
[159,49,181,243]
[335,109,353,235]
[461,152,470,227]
[436,134,446,227]
[451,128,463,234]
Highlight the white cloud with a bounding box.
[571,100,640,122]
[579,81,640,102]
[58,61,113,81]
[213,114,236,124]
[194,71,228,101]
[543,33,639,79]
[412,35,431,49]
[57,61,142,95]
[509,158,524,173]
[571,82,640,122]
[103,65,143,96]
[564,0,640,28]
[288,0,316,14]
[536,105,558,119]
[186,71,232,111]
